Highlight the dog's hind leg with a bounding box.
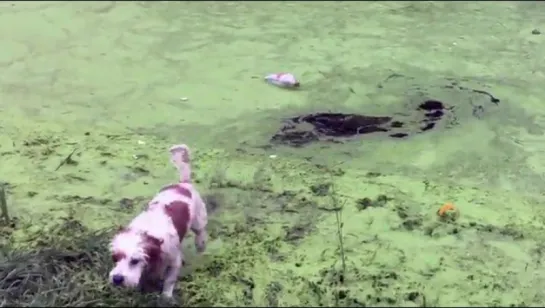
[192,227,207,253]
[161,252,183,298]
[191,193,208,253]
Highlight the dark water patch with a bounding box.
[271,100,450,147]
[271,75,500,147]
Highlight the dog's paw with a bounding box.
[162,290,174,298]
[139,277,164,294]
[158,292,179,307]
[195,238,206,253]
[196,243,206,253]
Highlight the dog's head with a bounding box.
[109,228,163,288]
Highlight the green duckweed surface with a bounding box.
[1,2,545,306]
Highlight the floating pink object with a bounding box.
[264,73,300,88]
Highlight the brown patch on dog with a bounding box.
[164,200,191,240]
[112,251,127,263]
[159,184,192,198]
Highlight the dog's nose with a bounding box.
[112,274,124,286]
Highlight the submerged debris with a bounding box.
[271,100,449,147]
[271,75,501,147]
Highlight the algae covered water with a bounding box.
[1,1,545,306]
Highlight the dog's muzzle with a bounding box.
[112,274,125,286]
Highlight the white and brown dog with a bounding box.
[109,144,208,298]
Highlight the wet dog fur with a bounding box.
[109,144,208,298]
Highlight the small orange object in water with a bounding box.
[437,202,459,219]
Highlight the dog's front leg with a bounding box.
[162,252,182,298]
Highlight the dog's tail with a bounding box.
[169,144,192,183]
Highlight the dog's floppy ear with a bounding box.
[142,233,164,264]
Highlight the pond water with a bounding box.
[1,1,545,306]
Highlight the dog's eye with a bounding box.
[129,258,140,266]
